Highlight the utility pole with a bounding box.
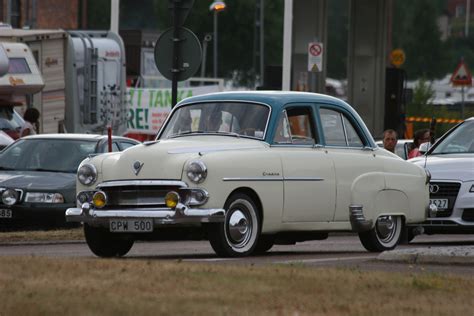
[254,0,265,87]
[111,0,120,33]
[466,0,471,37]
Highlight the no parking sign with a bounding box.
[308,42,323,72]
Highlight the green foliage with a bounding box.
[393,0,447,79]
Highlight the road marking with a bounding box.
[276,255,377,265]
[182,258,239,262]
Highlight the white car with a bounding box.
[66,91,430,257]
[376,139,413,160]
[0,130,13,150]
[409,117,474,237]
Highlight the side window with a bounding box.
[119,141,138,151]
[273,111,292,143]
[343,116,363,147]
[320,109,346,146]
[273,107,316,145]
[98,142,120,153]
[320,108,363,147]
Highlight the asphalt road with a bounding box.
[1,233,473,276]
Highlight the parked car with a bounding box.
[66,91,430,258]
[376,139,413,160]
[409,117,474,238]
[0,130,14,150]
[0,134,140,230]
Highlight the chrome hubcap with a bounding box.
[228,209,250,244]
[376,216,397,242]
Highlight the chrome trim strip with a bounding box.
[223,177,283,182]
[168,145,263,154]
[222,177,324,182]
[97,180,188,188]
[285,177,324,181]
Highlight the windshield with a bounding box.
[430,120,474,155]
[159,102,270,140]
[0,139,98,173]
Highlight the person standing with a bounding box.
[20,108,40,137]
[382,129,398,153]
[408,128,430,159]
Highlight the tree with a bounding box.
[392,0,447,79]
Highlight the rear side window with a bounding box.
[320,108,363,147]
[273,107,316,145]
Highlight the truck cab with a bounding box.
[0,42,44,139]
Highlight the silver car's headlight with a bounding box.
[78,164,97,186]
[25,193,64,203]
[2,189,19,206]
[186,160,207,183]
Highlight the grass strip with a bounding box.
[0,256,472,315]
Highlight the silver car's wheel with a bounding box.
[208,193,260,257]
[359,215,402,252]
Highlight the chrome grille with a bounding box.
[430,181,461,218]
[97,181,187,209]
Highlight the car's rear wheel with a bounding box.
[359,215,402,252]
[208,193,261,257]
[84,224,134,257]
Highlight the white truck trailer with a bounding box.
[0,29,128,135]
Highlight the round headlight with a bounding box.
[186,160,207,183]
[2,189,18,206]
[78,164,97,186]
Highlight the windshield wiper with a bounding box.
[28,168,64,173]
[168,130,206,138]
[210,131,241,138]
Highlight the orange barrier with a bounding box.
[406,116,463,124]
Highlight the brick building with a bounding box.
[0,0,87,29]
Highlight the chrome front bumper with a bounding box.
[65,202,225,225]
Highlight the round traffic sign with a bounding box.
[154,27,202,82]
[309,43,322,57]
[390,49,405,68]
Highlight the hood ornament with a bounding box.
[133,161,144,176]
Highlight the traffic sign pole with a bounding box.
[171,1,180,108]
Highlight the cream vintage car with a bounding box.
[66,91,431,257]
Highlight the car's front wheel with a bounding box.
[208,193,261,257]
[358,215,403,252]
[84,224,134,257]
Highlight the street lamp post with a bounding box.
[209,1,226,78]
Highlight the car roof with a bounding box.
[21,133,139,142]
[178,91,353,112]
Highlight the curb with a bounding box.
[377,246,474,265]
[0,240,85,247]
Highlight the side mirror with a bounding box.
[419,142,431,154]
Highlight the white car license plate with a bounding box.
[0,209,12,218]
[110,219,153,233]
[429,199,448,210]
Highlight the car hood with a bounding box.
[410,154,474,181]
[0,171,75,191]
[100,136,267,181]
